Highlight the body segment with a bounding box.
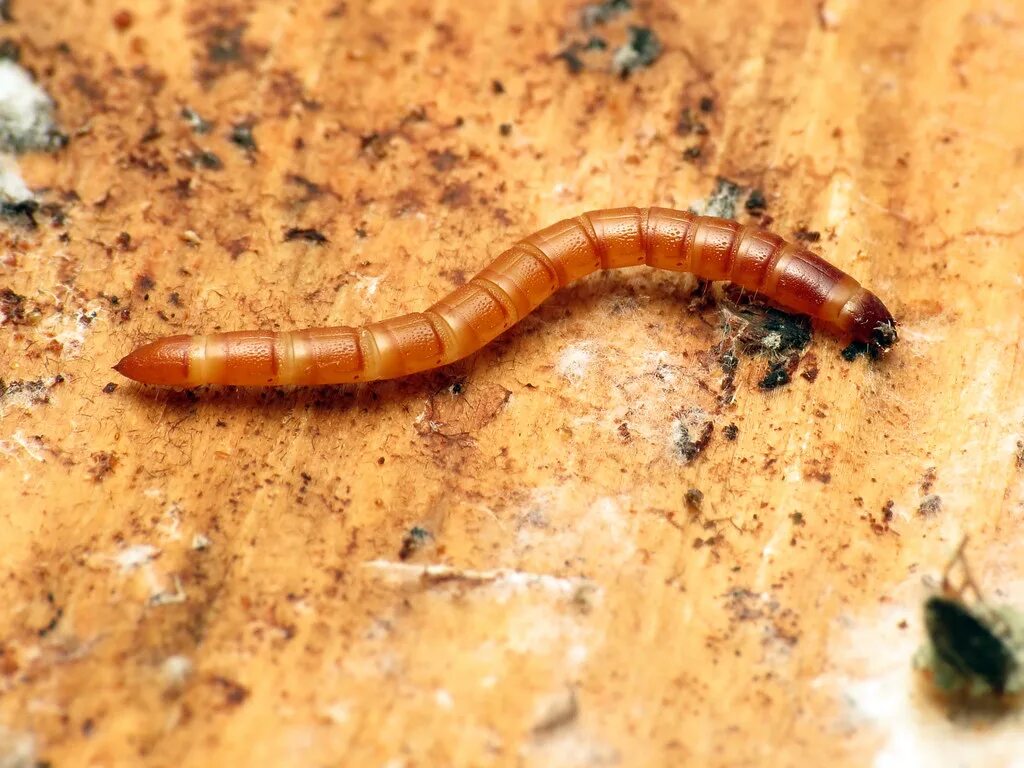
[115,208,896,387]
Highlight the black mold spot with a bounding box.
[695,177,743,220]
[0,39,20,61]
[581,0,632,27]
[555,47,585,74]
[207,24,246,63]
[676,107,709,137]
[612,26,661,77]
[723,423,739,441]
[181,107,213,134]
[229,122,257,152]
[733,305,813,358]
[398,526,432,560]
[918,495,942,517]
[673,410,713,464]
[0,199,39,229]
[194,149,222,170]
[759,361,792,390]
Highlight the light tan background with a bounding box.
[2,0,1024,765]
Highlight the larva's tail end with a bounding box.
[114,335,193,386]
[841,289,897,353]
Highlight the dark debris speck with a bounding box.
[398,526,433,560]
[758,362,792,390]
[283,228,327,244]
[229,122,257,152]
[745,188,767,214]
[181,107,213,134]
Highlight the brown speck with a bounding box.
[208,675,249,707]
[793,226,821,243]
[920,466,937,494]
[800,353,819,382]
[499,123,512,136]
[88,451,117,482]
[391,188,423,217]
[135,273,155,293]
[429,149,458,172]
[882,499,895,522]
[113,9,133,30]
[439,182,472,208]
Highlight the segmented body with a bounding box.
[115,207,896,387]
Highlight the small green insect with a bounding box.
[915,538,1024,699]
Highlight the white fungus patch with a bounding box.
[0,153,31,204]
[161,654,194,688]
[0,431,45,463]
[434,688,454,710]
[113,544,159,572]
[515,487,637,568]
[354,274,383,301]
[157,503,183,541]
[321,702,351,724]
[0,60,62,153]
[39,303,104,359]
[361,560,597,601]
[0,724,37,768]
[556,342,595,384]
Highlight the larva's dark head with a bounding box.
[841,289,897,352]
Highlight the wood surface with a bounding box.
[2,0,1024,765]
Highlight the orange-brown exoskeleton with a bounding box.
[115,208,897,387]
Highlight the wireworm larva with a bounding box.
[114,207,897,387]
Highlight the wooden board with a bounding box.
[3,0,1024,765]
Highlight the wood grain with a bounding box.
[2,0,1023,765]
